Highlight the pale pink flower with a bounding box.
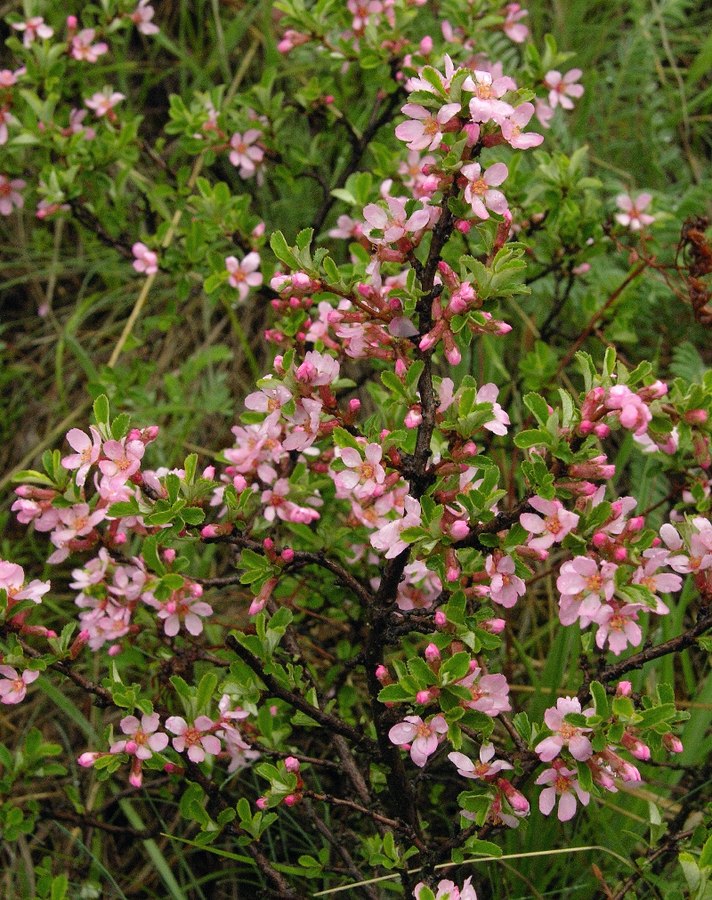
[500,102,544,149]
[0,107,17,146]
[295,349,340,386]
[0,560,50,606]
[0,175,25,215]
[225,253,262,301]
[413,876,478,899]
[98,438,145,481]
[448,743,512,779]
[370,496,422,559]
[244,380,292,414]
[61,426,102,486]
[503,4,529,42]
[335,443,386,498]
[144,586,213,637]
[132,242,159,275]
[457,667,511,716]
[110,713,169,759]
[535,697,594,762]
[464,70,515,123]
[520,496,580,551]
[362,196,431,243]
[477,383,510,435]
[536,761,590,821]
[228,130,264,178]
[485,554,525,608]
[328,214,363,240]
[615,193,655,231]
[633,550,681,605]
[53,503,106,543]
[71,29,108,62]
[11,17,53,47]
[534,98,555,129]
[544,69,584,110]
[394,102,461,151]
[131,0,159,35]
[461,162,508,220]
[0,666,39,704]
[85,88,125,118]
[593,603,643,655]
[388,714,448,767]
[395,560,442,611]
[604,385,652,435]
[557,556,617,626]
[166,715,221,763]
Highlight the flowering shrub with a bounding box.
[1,0,712,896]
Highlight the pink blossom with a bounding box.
[388,714,448,767]
[448,743,512,779]
[131,0,159,35]
[245,380,292,415]
[477,383,510,435]
[593,603,643,655]
[85,88,125,118]
[503,4,529,42]
[334,443,386,498]
[132,242,159,275]
[461,162,509,220]
[0,666,39,704]
[485,554,525,608]
[535,697,593,762]
[0,560,50,607]
[464,70,515,124]
[534,98,555,129]
[11,17,53,46]
[394,102,461,151]
[225,253,262,301]
[61,426,102,486]
[144,585,213,636]
[110,713,169,760]
[370,496,422,559]
[53,503,106,543]
[165,715,222,763]
[520,496,580,552]
[557,556,617,626]
[71,29,108,62]
[228,130,264,178]
[260,476,321,525]
[501,103,544,149]
[457,666,511,716]
[295,349,340,386]
[98,438,145,481]
[604,385,652,435]
[536,761,590,821]
[544,69,584,110]
[0,107,17,146]
[0,175,25,215]
[395,560,442,611]
[328,214,363,240]
[413,876,478,900]
[363,196,431,243]
[615,193,655,231]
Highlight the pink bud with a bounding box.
[284,756,300,773]
[394,359,407,377]
[283,793,299,807]
[108,644,122,657]
[592,532,607,548]
[348,398,361,412]
[281,548,295,563]
[424,643,440,663]
[419,35,433,54]
[483,617,506,634]
[201,525,218,538]
[628,516,645,532]
[416,690,432,704]
[616,681,633,697]
[662,733,683,754]
[263,538,275,551]
[375,665,389,684]
[163,548,176,563]
[163,762,180,774]
[66,15,78,29]
[78,752,100,767]
[613,546,628,562]
[449,519,470,540]
[455,219,472,234]
[684,409,708,424]
[202,465,216,479]
[593,423,611,438]
[256,797,268,810]
[434,610,447,628]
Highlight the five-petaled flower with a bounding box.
[388,714,448,767]
[0,666,39,704]
[225,253,263,301]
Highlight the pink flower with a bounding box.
[536,761,590,821]
[395,560,442,611]
[99,438,145,481]
[604,385,652,435]
[225,253,262,301]
[334,443,386,498]
[295,350,340,386]
[53,503,106,543]
[362,196,431,243]
[503,4,529,42]
[395,102,461,151]
[166,715,222,763]
[593,603,643,655]
[501,103,544,149]
[132,242,159,275]
[544,69,584,110]
[228,130,264,178]
[0,175,25,215]
[457,666,511,716]
[535,697,594,762]
[110,713,169,760]
[370,496,422,559]
[61,426,102,486]
[85,88,125,118]
[71,29,108,62]
[11,17,53,46]
[463,70,515,123]
[477,383,510,435]
[0,107,17,146]
[485,554,525,608]
[461,162,508,220]
[615,193,655,231]
[0,666,39,704]
[557,556,617,626]
[0,560,50,606]
[131,0,159,35]
[448,743,512,779]
[388,714,448,767]
[520,496,580,552]
[413,876,478,899]
[144,584,213,636]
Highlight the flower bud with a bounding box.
[284,756,300,773]
[662,733,683,753]
[616,681,633,696]
[424,643,440,663]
